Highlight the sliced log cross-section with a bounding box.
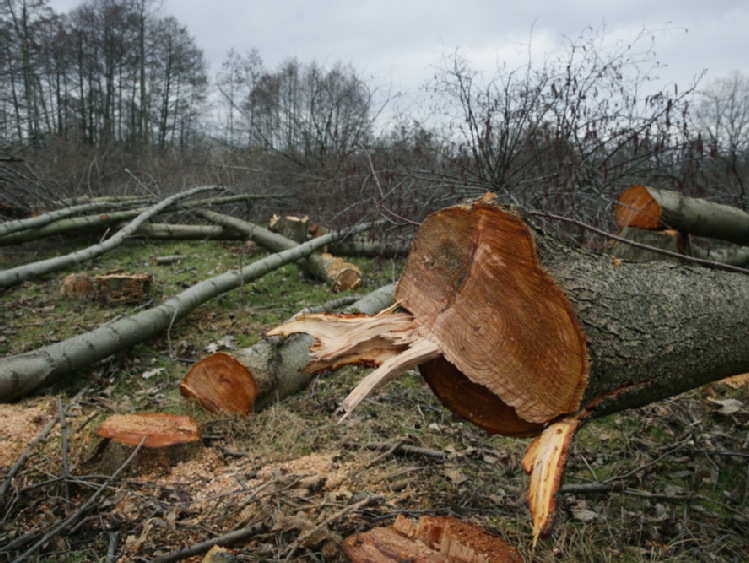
[96,413,201,448]
[615,185,749,245]
[267,194,749,545]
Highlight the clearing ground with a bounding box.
[0,236,747,562]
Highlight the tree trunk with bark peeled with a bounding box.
[267,194,749,546]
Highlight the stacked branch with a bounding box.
[265,194,749,545]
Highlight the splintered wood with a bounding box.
[61,271,152,304]
[270,197,589,428]
[343,514,524,562]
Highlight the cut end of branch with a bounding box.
[521,417,581,548]
[180,352,258,415]
[96,413,200,447]
[615,185,664,229]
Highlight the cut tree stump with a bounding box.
[94,272,152,305]
[343,514,524,562]
[267,194,749,545]
[91,413,201,475]
[615,185,749,245]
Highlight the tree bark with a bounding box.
[0,186,223,288]
[616,185,749,244]
[329,235,411,258]
[197,209,363,291]
[0,222,373,401]
[607,226,689,263]
[265,196,749,545]
[180,283,395,414]
[0,200,150,238]
[135,223,246,241]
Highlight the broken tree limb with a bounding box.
[0,200,151,238]
[0,221,374,401]
[0,209,146,245]
[180,283,396,415]
[690,244,749,267]
[0,186,223,288]
[607,226,689,263]
[615,185,749,244]
[266,195,749,545]
[329,235,411,258]
[197,209,363,291]
[134,223,245,240]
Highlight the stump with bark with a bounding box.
[266,194,749,545]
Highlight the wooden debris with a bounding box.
[180,352,258,415]
[94,272,152,305]
[343,514,524,562]
[61,273,95,299]
[320,252,362,292]
[96,413,200,447]
[150,254,187,266]
[521,417,581,547]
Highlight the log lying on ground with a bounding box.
[0,186,223,288]
[0,221,374,401]
[343,514,523,562]
[691,244,749,267]
[267,195,749,545]
[180,283,395,415]
[607,226,689,262]
[615,185,749,244]
[135,223,245,241]
[0,209,146,245]
[197,209,362,291]
[329,236,411,258]
[0,200,152,238]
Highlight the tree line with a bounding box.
[1,0,748,233]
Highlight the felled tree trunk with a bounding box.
[616,185,749,244]
[691,244,749,267]
[267,195,749,545]
[0,186,223,288]
[0,222,373,401]
[180,283,395,415]
[197,209,363,291]
[329,235,411,258]
[607,226,689,262]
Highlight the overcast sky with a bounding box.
[49,0,749,104]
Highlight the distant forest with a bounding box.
[2,0,748,233]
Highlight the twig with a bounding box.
[148,521,266,563]
[57,397,71,505]
[282,494,385,561]
[526,210,749,275]
[10,439,146,562]
[105,532,120,563]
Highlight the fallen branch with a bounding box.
[0,221,375,401]
[0,200,151,237]
[180,283,396,414]
[0,186,224,288]
[197,209,363,291]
